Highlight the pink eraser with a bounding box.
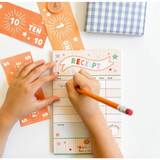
[125,109,133,116]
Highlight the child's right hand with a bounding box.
[67,70,123,158]
[66,69,101,120]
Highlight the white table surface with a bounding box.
[0,2,160,158]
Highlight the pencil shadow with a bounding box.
[74,2,87,32]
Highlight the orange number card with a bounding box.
[0,52,50,127]
[37,2,84,50]
[0,2,47,48]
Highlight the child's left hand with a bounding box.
[0,60,59,126]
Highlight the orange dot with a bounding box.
[108,53,110,55]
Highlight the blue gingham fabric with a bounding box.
[85,2,147,36]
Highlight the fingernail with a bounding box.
[55,99,60,102]
[54,72,59,76]
[40,59,45,63]
[51,61,55,65]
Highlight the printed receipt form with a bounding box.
[52,50,121,154]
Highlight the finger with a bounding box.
[31,72,58,93]
[73,72,89,88]
[25,61,55,83]
[66,79,79,97]
[14,61,32,78]
[19,59,45,79]
[79,69,94,80]
[36,96,60,110]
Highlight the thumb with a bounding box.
[66,79,79,97]
[73,72,90,89]
[37,96,60,110]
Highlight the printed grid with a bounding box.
[85,2,147,36]
[53,76,121,154]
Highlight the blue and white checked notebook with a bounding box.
[85,2,147,36]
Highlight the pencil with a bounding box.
[75,87,133,116]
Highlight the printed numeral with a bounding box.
[21,118,27,123]
[3,62,10,66]
[35,38,43,45]
[25,56,31,60]
[42,113,48,117]
[11,18,20,26]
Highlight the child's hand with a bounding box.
[66,69,101,120]
[0,60,59,126]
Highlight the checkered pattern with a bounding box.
[85,2,147,36]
